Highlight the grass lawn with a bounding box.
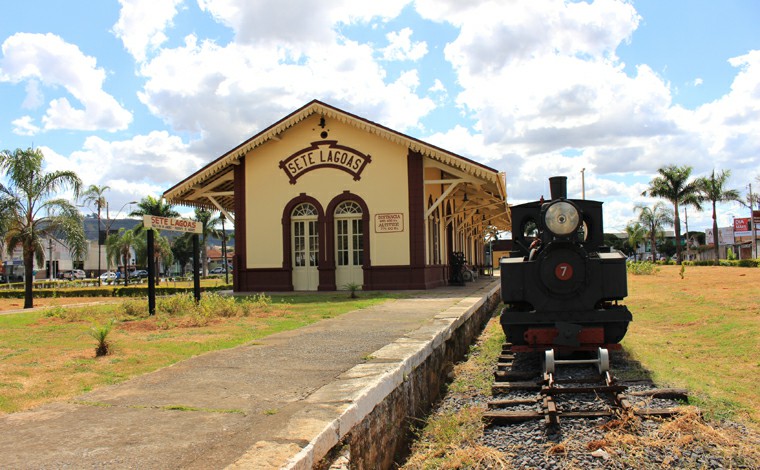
[624,264,760,428]
[0,291,399,413]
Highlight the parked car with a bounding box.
[210,266,229,274]
[129,269,149,279]
[71,269,86,280]
[99,271,117,282]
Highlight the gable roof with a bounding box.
[163,100,508,229]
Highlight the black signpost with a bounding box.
[144,215,202,315]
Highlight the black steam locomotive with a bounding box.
[500,176,632,352]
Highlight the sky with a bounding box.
[1,0,759,235]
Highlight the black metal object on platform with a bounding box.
[449,251,465,286]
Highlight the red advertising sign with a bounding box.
[734,218,749,232]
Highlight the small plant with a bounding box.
[679,264,685,279]
[343,282,361,299]
[88,319,116,357]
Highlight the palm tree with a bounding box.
[171,232,194,276]
[129,195,179,283]
[643,165,703,264]
[635,202,673,262]
[698,170,740,264]
[128,195,180,230]
[624,222,646,261]
[81,184,110,285]
[106,228,136,286]
[194,209,223,276]
[0,147,86,308]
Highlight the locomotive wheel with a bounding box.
[544,349,555,374]
[597,347,610,374]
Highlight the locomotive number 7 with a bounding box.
[555,262,573,281]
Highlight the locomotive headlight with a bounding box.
[544,201,580,236]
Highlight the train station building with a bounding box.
[163,100,510,292]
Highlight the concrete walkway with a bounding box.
[0,277,500,469]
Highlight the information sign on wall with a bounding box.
[375,213,404,233]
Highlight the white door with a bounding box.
[292,203,319,291]
[335,201,364,289]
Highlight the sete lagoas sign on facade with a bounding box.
[144,215,202,234]
[279,140,371,184]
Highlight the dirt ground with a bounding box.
[0,297,120,313]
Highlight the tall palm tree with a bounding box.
[624,222,646,261]
[129,195,180,283]
[698,170,740,264]
[643,165,703,264]
[0,147,86,308]
[106,228,136,286]
[635,202,673,262]
[194,208,223,276]
[81,184,110,285]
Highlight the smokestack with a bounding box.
[549,176,567,200]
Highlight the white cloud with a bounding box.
[0,33,133,132]
[136,33,435,155]
[112,0,184,63]
[693,78,703,86]
[198,0,409,47]
[41,132,201,197]
[22,78,43,109]
[381,28,428,61]
[11,116,40,136]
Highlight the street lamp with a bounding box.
[220,213,229,284]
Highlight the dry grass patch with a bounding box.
[625,265,760,428]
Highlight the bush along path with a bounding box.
[399,316,760,470]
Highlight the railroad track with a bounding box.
[484,343,688,427]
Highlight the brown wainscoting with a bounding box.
[364,265,447,290]
[318,265,337,291]
[236,268,293,292]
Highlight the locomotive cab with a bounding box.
[500,176,632,352]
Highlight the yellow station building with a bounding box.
[164,100,511,292]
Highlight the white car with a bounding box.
[99,271,117,281]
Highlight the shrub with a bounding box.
[88,319,116,357]
[626,261,659,275]
[157,293,196,316]
[343,282,361,298]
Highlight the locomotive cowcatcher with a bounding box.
[500,176,632,353]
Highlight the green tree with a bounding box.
[194,208,223,276]
[133,230,174,282]
[643,165,703,264]
[81,184,110,285]
[635,202,673,262]
[128,195,179,230]
[106,228,136,286]
[698,170,740,265]
[128,195,180,283]
[171,232,194,276]
[0,147,86,308]
[624,222,647,261]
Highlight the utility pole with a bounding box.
[750,184,757,259]
[581,168,586,200]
